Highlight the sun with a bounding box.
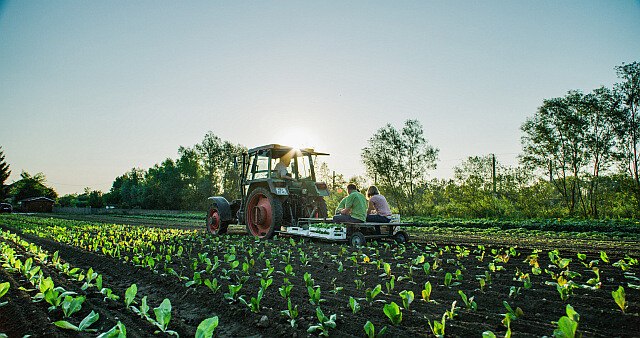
[277,128,318,150]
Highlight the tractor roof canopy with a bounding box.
[248,144,329,158]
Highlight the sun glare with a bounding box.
[277,128,317,150]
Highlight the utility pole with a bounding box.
[548,160,553,182]
[332,171,335,189]
[374,173,377,185]
[492,154,496,194]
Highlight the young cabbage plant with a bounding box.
[458,290,477,311]
[422,281,433,302]
[280,298,299,328]
[383,302,403,325]
[0,282,9,307]
[204,278,221,294]
[54,310,99,333]
[152,298,178,336]
[132,296,150,319]
[194,316,219,338]
[399,290,414,310]
[279,283,293,299]
[349,296,361,314]
[552,304,579,338]
[428,314,446,338]
[612,286,627,313]
[365,284,382,304]
[224,284,243,302]
[124,283,137,308]
[364,320,388,338]
[307,286,323,306]
[61,295,85,318]
[97,321,127,338]
[240,288,263,313]
[307,307,337,337]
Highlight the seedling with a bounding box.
[153,298,178,336]
[428,314,446,338]
[224,284,243,302]
[366,284,382,304]
[364,320,388,338]
[307,307,337,337]
[280,298,299,327]
[240,288,263,313]
[349,296,361,314]
[0,282,10,307]
[422,281,433,302]
[61,295,85,318]
[131,296,150,319]
[383,302,403,325]
[54,310,99,332]
[204,278,221,294]
[445,300,458,319]
[458,290,477,311]
[124,283,137,308]
[97,321,127,338]
[552,304,579,338]
[308,286,323,305]
[399,290,414,310]
[385,275,395,294]
[612,286,627,313]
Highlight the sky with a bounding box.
[1,1,639,195]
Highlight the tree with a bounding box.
[614,61,640,208]
[362,120,439,215]
[0,146,10,201]
[143,159,183,209]
[177,146,202,209]
[196,131,225,198]
[9,171,57,202]
[521,92,589,215]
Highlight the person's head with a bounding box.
[367,186,379,198]
[280,155,291,167]
[346,183,357,193]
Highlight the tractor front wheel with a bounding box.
[245,187,283,239]
[207,206,228,235]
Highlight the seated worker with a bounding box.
[274,156,294,180]
[366,185,392,223]
[333,183,367,223]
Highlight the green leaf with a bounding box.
[611,286,626,313]
[364,321,375,338]
[154,298,172,331]
[54,320,80,331]
[78,310,100,331]
[383,302,402,325]
[125,284,137,307]
[0,282,9,298]
[195,316,219,338]
[482,331,497,338]
[555,316,577,338]
[97,321,127,338]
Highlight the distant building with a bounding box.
[18,196,55,212]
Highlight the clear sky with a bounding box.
[1,1,639,195]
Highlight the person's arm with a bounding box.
[367,199,375,215]
[341,193,354,215]
[335,197,347,215]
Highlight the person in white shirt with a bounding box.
[274,156,294,180]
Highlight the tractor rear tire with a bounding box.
[207,206,228,235]
[245,187,283,239]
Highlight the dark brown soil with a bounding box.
[1,215,640,337]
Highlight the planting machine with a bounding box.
[206,144,412,246]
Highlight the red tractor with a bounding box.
[206,144,330,239]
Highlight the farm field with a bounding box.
[1,214,639,337]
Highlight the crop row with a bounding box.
[0,227,218,337]
[2,214,639,336]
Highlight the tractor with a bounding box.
[206,144,330,239]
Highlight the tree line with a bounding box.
[1,61,637,218]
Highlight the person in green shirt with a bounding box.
[333,183,367,223]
